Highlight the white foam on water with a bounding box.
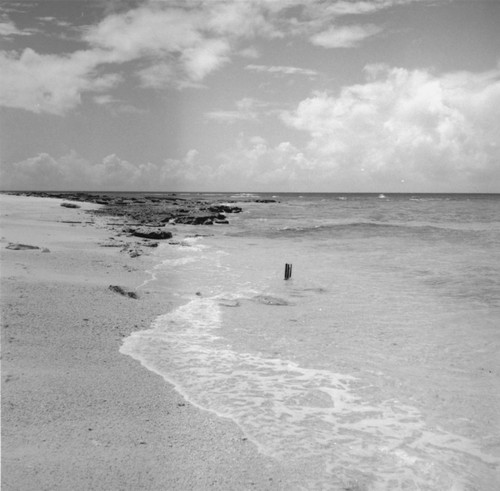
[121,293,497,490]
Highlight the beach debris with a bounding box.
[60,202,80,208]
[108,285,139,299]
[284,263,293,280]
[99,240,128,248]
[6,243,40,250]
[141,240,159,248]
[60,220,93,224]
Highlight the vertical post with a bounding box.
[284,263,292,280]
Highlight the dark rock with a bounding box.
[61,202,80,208]
[109,285,139,299]
[173,215,216,225]
[129,227,173,240]
[208,205,242,214]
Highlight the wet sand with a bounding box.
[1,194,289,490]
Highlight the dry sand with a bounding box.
[1,194,289,490]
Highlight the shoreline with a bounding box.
[1,194,289,490]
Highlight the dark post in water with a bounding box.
[284,263,292,280]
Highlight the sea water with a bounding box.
[121,193,500,490]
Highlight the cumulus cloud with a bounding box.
[0,48,121,115]
[279,65,500,191]
[203,0,282,39]
[0,150,207,191]
[0,5,227,113]
[195,63,500,192]
[181,38,231,81]
[214,136,310,190]
[83,6,203,62]
[310,24,382,48]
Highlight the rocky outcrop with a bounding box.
[5,192,280,248]
[208,205,242,214]
[172,215,215,225]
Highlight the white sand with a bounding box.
[1,194,289,490]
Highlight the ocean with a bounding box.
[120,193,500,490]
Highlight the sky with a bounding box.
[1,0,499,193]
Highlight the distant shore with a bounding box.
[1,193,288,490]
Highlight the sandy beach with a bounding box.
[1,194,288,490]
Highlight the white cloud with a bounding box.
[203,0,283,39]
[0,0,454,117]
[0,150,210,192]
[245,64,318,77]
[279,65,500,191]
[0,152,92,190]
[0,48,121,115]
[137,63,175,89]
[238,46,260,58]
[205,97,263,123]
[213,135,317,191]
[83,7,203,63]
[310,24,382,48]
[0,20,29,37]
[321,0,413,17]
[0,3,254,114]
[181,38,231,81]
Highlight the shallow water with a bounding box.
[121,193,500,490]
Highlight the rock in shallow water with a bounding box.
[251,295,290,306]
[129,227,173,240]
[6,243,40,250]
